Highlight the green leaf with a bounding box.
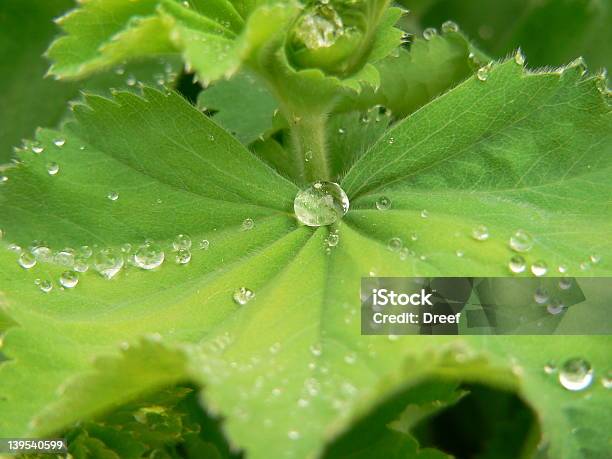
[406,0,612,69]
[197,71,277,144]
[1,61,611,459]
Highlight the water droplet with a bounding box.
[32,145,44,154]
[590,254,601,264]
[420,209,429,218]
[173,234,192,250]
[79,245,93,258]
[559,278,572,290]
[558,358,593,391]
[387,137,395,145]
[294,181,349,227]
[241,218,254,231]
[39,279,53,293]
[175,248,191,265]
[579,261,591,271]
[387,237,402,252]
[134,241,164,270]
[531,261,548,277]
[310,343,322,357]
[509,229,533,252]
[93,248,124,279]
[292,3,345,50]
[509,255,526,273]
[7,243,22,253]
[47,162,59,175]
[199,239,210,250]
[288,430,301,440]
[337,127,345,135]
[0,175,7,185]
[514,48,526,65]
[534,287,549,304]
[547,299,565,315]
[55,249,75,267]
[107,191,119,201]
[375,196,391,211]
[18,252,37,269]
[233,287,255,305]
[53,138,65,147]
[74,256,89,273]
[31,244,52,262]
[59,270,78,288]
[304,150,313,162]
[544,362,557,374]
[344,352,357,364]
[477,64,491,81]
[423,27,437,40]
[326,231,339,247]
[558,264,568,274]
[601,372,612,389]
[455,250,464,258]
[126,75,136,86]
[441,20,459,33]
[471,225,489,241]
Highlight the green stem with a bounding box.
[288,111,330,183]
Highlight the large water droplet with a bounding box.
[31,244,52,262]
[471,225,489,241]
[509,255,526,273]
[59,270,79,289]
[173,234,192,250]
[558,358,593,391]
[294,181,349,227]
[293,3,345,49]
[233,287,255,305]
[375,196,391,211]
[134,241,164,270]
[509,229,533,252]
[94,248,124,279]
[18,252,37,269]
[47,162,59,175]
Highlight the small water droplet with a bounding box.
[175,248,191,264]
[558,358,593,391]
[387,237,402,252]
[199,239,210,250]
[559,278,572,290]
[471,225,489,241]
[310,343,322,357]
[534,287,549,304]
[423,27,437,40]
[456,250,464,258]
[173,234,192,250]
[601,372,612,389]
[126,75,136,86]
[233,287,255,305]
[18,252,37,269]
[579,261,591,271]
[47,162,59,175]
[337,127,345,135]
[547,298,565,315]
[441,20,459,33]
[304,150,313,162]
[344,352,356,364]
[514,48,526,65]
[477,64,491,81]
[509,229,533,252]
[53,138,66,147]
[59,270,79,288]
[589,254,601,264]
[558,264,568,274]
[134,241,164,270]
[375,196,391,211]
[420,209,429,218]
[387,137,395,145]
[544,362,557,374]
[7,243,22,253]
[509,255,526,273]
[79,245,93,258]
[0,175,7,185]
[288,430,300,440]
[241,218,254,231]
[94,248,124,279]
[294,182,349,227]
[531,261,548,277]
[32,145,44,154]
[326,231,339,247]
[39,279,53,293]
[107,191,119,201]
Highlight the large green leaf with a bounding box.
[1,59,611,459]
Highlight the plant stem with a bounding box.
[288,111,330,183]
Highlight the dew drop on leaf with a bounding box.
[477,65,491,81]
[18,252,37,269]
[508,255,526,273]
[175,248,191,265]
[294,181,349,227]
[233,287,255,305]
[420,209,429,218]
[134,241,164,270]
[241,218,254,231]
[558,264,568,274]
[375,196,391,211]
[590,253,601,264]
[471,225,489,241]
[53,138,65,147]
[32,145,44,154]
[47,162,59,175]
[558,358,593,391]
[94,248,124,279]
[559,278,572,290]
[59,270,78,289]
[534,287,549,304]
[547,299,565,315]
[38,279,53,293]
[199,239,210,250]
[531,261,548,277]
[387,237,402,252]
[509,229,533,252]
[544,362,557,374]
[423,27,437,40]
[172,234,192,250]
[288,430,301,440]
[441,20,459,33]
[602,372,612,389]
[31,244,52,262]
[55,248,75,267]
[107,191,119,201]
[0,175,7,185]
[455,250,464,258]
[514,48,526,65]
